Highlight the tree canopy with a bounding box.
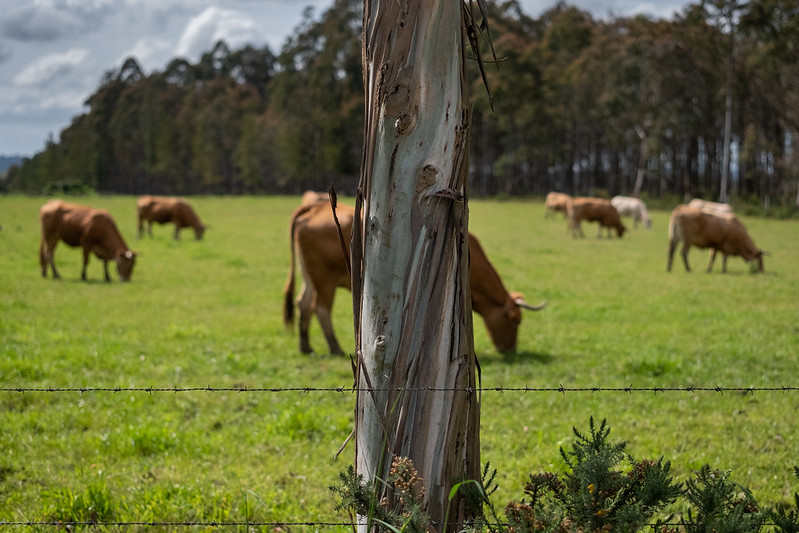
[6,0,799,209]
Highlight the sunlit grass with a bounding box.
[1,194,798,524]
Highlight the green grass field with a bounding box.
[1,195,798,526]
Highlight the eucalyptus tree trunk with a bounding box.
[351,0,481,529]
[795,177,799,209]
[716,0,739,204]
[633,126,647,197]
[719,33,733,204]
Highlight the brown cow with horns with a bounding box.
[283,194,546,354]
[39,199,137,282]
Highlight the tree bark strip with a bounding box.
[353,0,481,528]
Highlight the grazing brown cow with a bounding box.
[39,199,137,282]
[544,192,572,219]
[568,197,626,238]
[283,200,545,354]
[668,204,764,273]
[137,196,206,240]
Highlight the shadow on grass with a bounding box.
[63,278,130,284]
[479,350,556,366]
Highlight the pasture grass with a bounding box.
[1,194,798,525]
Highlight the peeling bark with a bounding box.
[353,0,480,529]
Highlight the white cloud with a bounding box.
[125,37,172,70]
[176,6,263,61]
[13,48,89,86]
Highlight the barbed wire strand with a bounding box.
[1,385,798,394]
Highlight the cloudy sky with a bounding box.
[0,0,689,157]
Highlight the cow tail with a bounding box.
[284,205,312,328]
[283,230,297,328]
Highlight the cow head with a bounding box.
[617,224,627,238]
[116,249,137,281]
[481,292,546,353]
[194,225,207,240]
[480,297,522,353]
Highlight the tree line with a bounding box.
[5,0,799,211]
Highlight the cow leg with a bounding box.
[706,249,717,273]
[316,307,343,355]
[173,223,181,240]
[81,248,91,281]
[667,239,677,272]
[722,254,728,273]
[296,283,315,354]
[315,287,344,355]
[147,221,153,237]
[681,244,692,272]
[103,260,112,282]
[571,220,583,238]
[40,239,49,277]
[41,238,61,279]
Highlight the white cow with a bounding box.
[610,196,651,229]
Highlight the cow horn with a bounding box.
[515,298,547,311]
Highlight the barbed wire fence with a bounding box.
[2,384,797,529]
[4,385,799,393]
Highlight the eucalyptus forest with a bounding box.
[5,0,799,211]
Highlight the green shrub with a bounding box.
[680,464,765,532]
[505,417,680,532]
[331,456,430,533]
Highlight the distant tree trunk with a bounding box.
[352,0,480,531]
[633,126,647,197]
[795,178,799,208]
[715,0,740,204]
[719,33,733,204]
